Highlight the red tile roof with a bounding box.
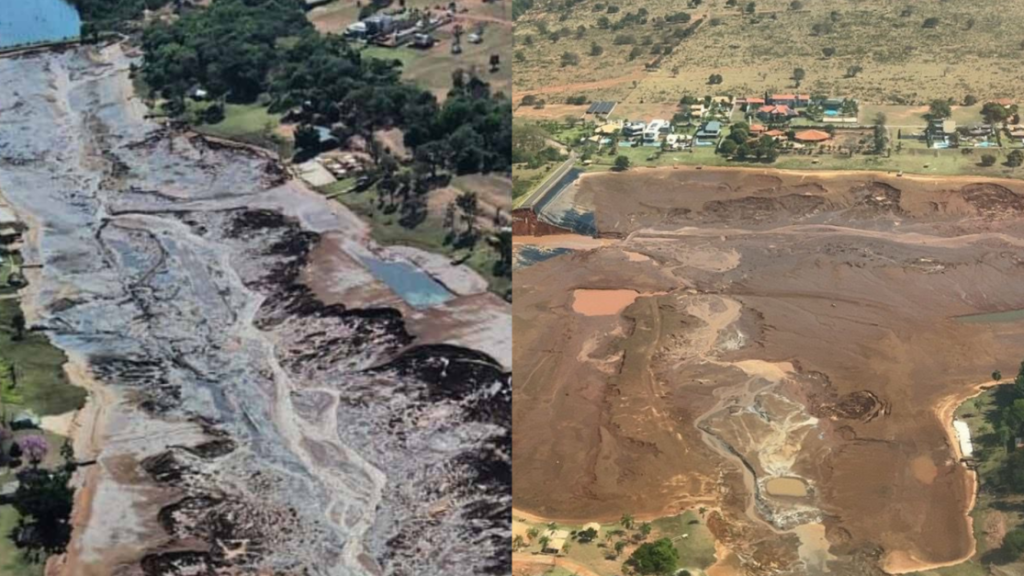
[992,98,1015,106]
[765,129,786,137]
[750,124,767,132]
[794,129,831,142]
[771,94,796,100]
[745,97,765,104]
[759,105,793,115]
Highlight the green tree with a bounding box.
[792,68,806,86]
[614,155,631,171]
[294,124,321,152]
[561,51,580,67]
[719,139,738,156]
[1008,149,1024,168]
[620,513,635,529]
[614,539,628,557]
[539,535,551,550]
[1004,529,1024,559]
[994,370,1003,381]
[980,154,997,167]
[590,42,604,56]
[11,312,26,341]
[745,1,756,14]
[639,522,652,539]
[928,100,952,119]
[626,538,679,575]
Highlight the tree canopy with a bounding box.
[626,538,680,575]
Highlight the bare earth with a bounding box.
[513,166,1024,575]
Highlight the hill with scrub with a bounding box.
[513,0,1024,106]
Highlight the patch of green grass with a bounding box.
[324,188,510,295]
[0,299,85,417]
[650,511,717,569]
[0,252,22,296]
[192,102,292,158]
[0,505,43,576]
[362,46,423,69]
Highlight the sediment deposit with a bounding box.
[513,166,1024,574]
[0,45,509,575]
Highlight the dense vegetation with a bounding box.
[140,1,510,175]
[141,0,310,102]
[71,0,168,29]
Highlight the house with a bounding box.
[541,529,570,554]
[622,121,646,137]
[695,120,722,145]
[991,98,1015,107]
[757,105,796,121]
[737,97,765,111]
[769,94,810,108]
[643,119,670,144]
[793,129,831,143]
[764,129,787,141]
[821,98,846,113]
[749,123,767,135]
[928,119,956,136]
[313,126,340,150]
[595,121,623,135]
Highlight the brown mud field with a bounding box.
[513,167,1024,575]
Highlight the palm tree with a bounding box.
[620,513,634,530]
[513,534,525,550]
[539,536,550,551]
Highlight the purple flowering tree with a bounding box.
[16,435,48,466]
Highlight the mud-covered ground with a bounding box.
[0,46,509,575]
[513,167,1024,575]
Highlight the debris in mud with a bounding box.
[961,183,1024,215]
[850,182,904,215]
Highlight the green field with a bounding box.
[0,292,84,576]
[191,102,292,157]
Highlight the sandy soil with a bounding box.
[514,166,1024,574]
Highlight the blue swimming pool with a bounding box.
[823,110,839,117]
[359,255,454,309]
[0,0,81,50]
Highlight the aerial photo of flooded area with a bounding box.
[0,0,511,575]
[511,2,1024,574]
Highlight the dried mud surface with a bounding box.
[513,167,1024,575]
[0,47,509,575]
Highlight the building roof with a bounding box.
[991,98,1014,106]
[794,129,831,142]
[743,97,765,104]
[765,129,787,137]
[704,120,722,132]
[771,94,796,100]
[545,538,567,552]
[750,123,766,132]
[759,104,793,115]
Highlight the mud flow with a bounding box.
[0,47,508,575]
[513,167,1024,574]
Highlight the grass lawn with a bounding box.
[0,251,22,296]
[0,505,43,576]
[362,45,423,69]
[650,511,718,570]
[0,299,85,417]
[192,102,292,157]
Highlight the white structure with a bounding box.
[643,119,669,143]
[953,419,973,458]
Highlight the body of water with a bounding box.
[956,309,1024,324]
[359,254,454,309]
[0,0,81,50]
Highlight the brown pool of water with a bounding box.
[764,476,809,498]
[571,289,665,316]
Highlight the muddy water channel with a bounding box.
[0,47,508,575]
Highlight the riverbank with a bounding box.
[0,195,88,576]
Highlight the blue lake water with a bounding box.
[359,255,454,309]
[0,0,81,50]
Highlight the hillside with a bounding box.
[513,0,1024,106]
